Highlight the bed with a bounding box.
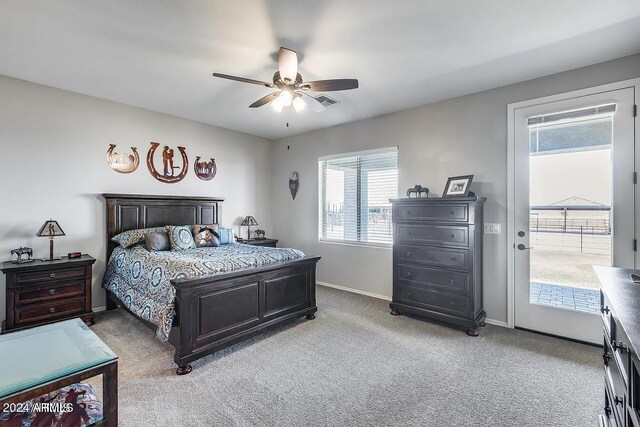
[102,194,320,375]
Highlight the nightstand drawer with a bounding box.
[14,280,85,306]
[15,297,86,326]
[13,266,86,285]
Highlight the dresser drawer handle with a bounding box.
[450,234,455,238]
[613,396,623,406]
[449,210,455,215]
[601,305,610,314]
[450,256,457,261]
[406,251,412,257]
[612,341,628,353]
[602,352,611,366]
[406,272,412,279]
[49,289,56,295]
[49,307,56,313]
[406,210,411,215]
[49,273,56,278]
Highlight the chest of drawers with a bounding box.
[1,255,96,333]
[596,267,640,427]
[390,196,486,336]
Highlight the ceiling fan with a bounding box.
[212,47,359,113]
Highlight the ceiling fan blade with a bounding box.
[278,47,298,83]
[304,79,359,91]
[299,92,325,112]
[249,92,280,108]
[212,73,274,88]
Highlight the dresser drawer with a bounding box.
[13,266,86,285]
[395,284,469,317]
[396,224,469,247]
[14,297,87,326]
[395,244,469,270]
[396,264,469,294]
[14,280,85,306]
[610,316,630,385]
[395,203,468,222]
[605,338,627,425]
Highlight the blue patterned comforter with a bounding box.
[102,243,305,341]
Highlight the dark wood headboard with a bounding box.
[102,193,225,260]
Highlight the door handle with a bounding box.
[517,244,533,250]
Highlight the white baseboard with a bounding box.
[484,318,509,328]
[93,306,107,313]
[317,281,511,329]
[317,281,391,301]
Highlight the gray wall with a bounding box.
[270,54,640,324]
[0,75,272,322]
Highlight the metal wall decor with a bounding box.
[146,142,189,183]
[194,156,217,181]
[406,185,429,198]
[106,144,139,173]
[289,171,299,200]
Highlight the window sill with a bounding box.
[318,239,392,250]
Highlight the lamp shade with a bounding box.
[241,216,258,227]
[36,220,65,237]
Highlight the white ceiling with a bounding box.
[1,1,640,140]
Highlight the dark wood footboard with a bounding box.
[169,255,320,373]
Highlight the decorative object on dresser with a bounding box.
[242,238,278,248]
[443,175,474,197]
[241,215,259,240]
[146,142,189,183]
[106,143,139,173]
[289,171,299,200]
[194,156,217,180]
[595,266,640,427]
[254,229,266,240]
[10,247,33,264]
[1,255,96,333]
[406,185,429,198]
[389,196,486,336]
[36,220,65,261]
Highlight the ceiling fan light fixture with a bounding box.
[271,97,284,112]
[279,90,293,107]
[292,96,306,112]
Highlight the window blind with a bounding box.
[318,147,398,245]
[527,103,616,127]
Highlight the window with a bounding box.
[318,147,398,246]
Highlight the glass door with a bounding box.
[513,88,635,343]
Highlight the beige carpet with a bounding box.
[89,286,603,426]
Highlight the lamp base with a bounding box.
[41,257,63,262]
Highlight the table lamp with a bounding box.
[37,219,65,261]
[241,216,258,240]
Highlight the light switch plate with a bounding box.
[484,223,501,234]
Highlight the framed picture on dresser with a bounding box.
[443,175,474,197]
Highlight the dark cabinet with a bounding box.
[2,255,96,333]
[596,266,640,427]
[390,196,486,336]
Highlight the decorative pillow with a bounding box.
[112,226,168,248]
[217,226,235,244]
[144,232,170,251]
[167,225,196,251]
[191,224,220,248]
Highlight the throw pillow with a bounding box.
[192,225,220,248]
[167,225,196,251]
[112,226,168,248]
[144,232,170,251]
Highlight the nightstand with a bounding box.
[1,255,96,333]
[242,238,279,248]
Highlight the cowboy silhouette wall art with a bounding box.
[194,156,217,181]
[146,142,189,183]
[106,144,139,173]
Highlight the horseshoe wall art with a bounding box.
[106,144,139,173]
[194,156,217,181]
[146,142,189,183]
